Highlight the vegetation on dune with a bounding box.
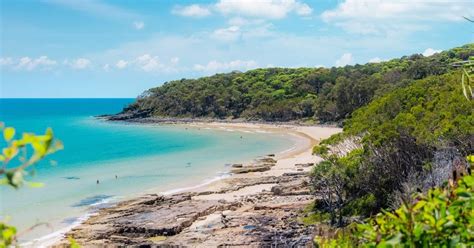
[121,44,473,122]
[315,174,474,247]
[311,72,473,224]
[309,56,474,246]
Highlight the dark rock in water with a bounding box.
[106,109,152,121]
[64,176,80,180]
[259,157,277,164]
[72,195,113,207]
[62,217,79,225]
[231,163,243,168]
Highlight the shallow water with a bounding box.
[0,99,296,243]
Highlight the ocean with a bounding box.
[0,98,296,244]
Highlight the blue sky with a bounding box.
[1,0,473,98]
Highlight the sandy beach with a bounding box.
[182,122,341,195]
[54,122,341,247]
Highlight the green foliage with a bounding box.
[315,174,474,247]
[0,123,63,188]
[345,73,474,147]
[68,236,80,248]
[0,222,16,248]
[121,44,473,122]
[0,123,63,246]
[311,148,365,226]
[311,70,474,227]
[313,144,329,156]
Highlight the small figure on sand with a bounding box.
[96,179,100,184]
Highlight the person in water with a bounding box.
[96,179,99,184]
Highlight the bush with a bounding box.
[315,174,474,247]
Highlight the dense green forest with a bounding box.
[120,44,473,123]
[311,72,473,223]
[308,54,473,246]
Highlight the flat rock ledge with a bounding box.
[54,172,315,247]
[230,156,277,174]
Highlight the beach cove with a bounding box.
[0,99,303,246]
[53,122,341,247]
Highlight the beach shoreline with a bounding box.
[49,121,341,247]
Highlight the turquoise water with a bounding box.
[0,99,295,243]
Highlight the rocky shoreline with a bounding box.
[97,114,341,128]
[55,172,314,247]
[52,123,342,247]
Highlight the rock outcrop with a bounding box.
[55,172,315,247]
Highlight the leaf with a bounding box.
[3,127,15,141]
[3,147,18,159]
[26,181,45,188]
[68,236,81,248]
[11,170,24,188]
[456,191,471,198]
[0,177,9,185]
[412,200,426,211]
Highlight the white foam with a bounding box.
[161,173,231,195]
[21,213,91,248]
[279,146,296,154]
[20,198,114,248]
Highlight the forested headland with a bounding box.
[118,44,473,124]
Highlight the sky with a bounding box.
[1,0,473,98]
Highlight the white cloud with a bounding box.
[193,59,258,72]
[134,54,163,72]
[65,58,91,69]
[368,57,385,63]
[116,59,128,69]
[228,17,250,26]
[172,4,211,17]
[422,48,442,57]
[15,56,57,71]
[335,53,353,67]
[113,55,179,72]
[215,0,312,19]
[212,19,274,43]
[212,25,241,41]
[170,57,180,65]
[133,21,144,30]
[0,57,14,66]
[322,0,473,35]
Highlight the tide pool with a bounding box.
[0,99,296,243]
